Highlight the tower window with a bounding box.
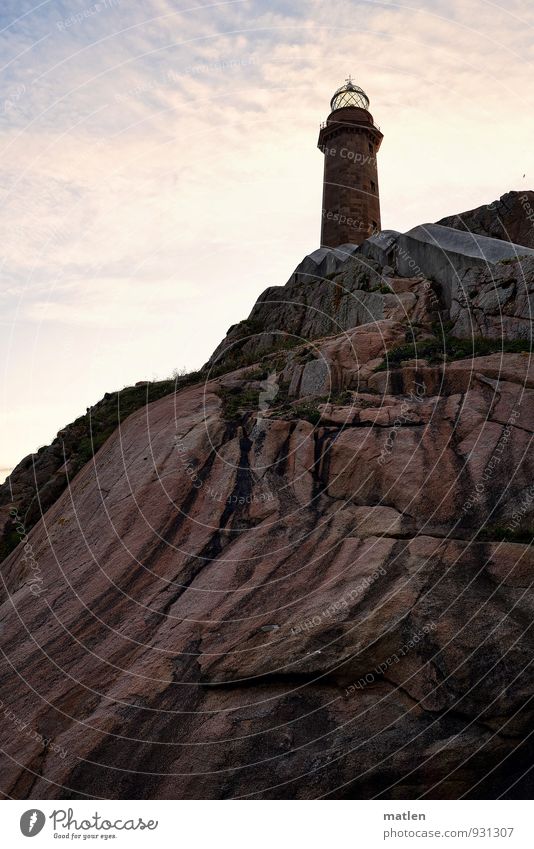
[370,180,376,192]
[368,143,373,154]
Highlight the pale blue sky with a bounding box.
[1,0,533,478]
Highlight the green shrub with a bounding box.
[231,318,266,340]
[210,336,303,380]
[0,527,23,562]
[217,387,261,420]
[480,525,533,544]
[329,389,353,406]
[244,367,270,381]
[292,403,322,425]
[369,283,394,294]
[375,334,532,371]
[499,256,530,266]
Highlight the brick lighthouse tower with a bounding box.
[318,77,383,248]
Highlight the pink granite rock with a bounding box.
[0,332,532,799]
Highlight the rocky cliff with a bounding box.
[0,376,203,569]
[437,190,534,249]
[0,197,533,799]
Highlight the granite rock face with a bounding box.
[208,253,440,371]
[1,197,533,800]
[393,224,534,310]
[0,380,196,572]
[449,256,534,341]
[437,191,534,249]
[210,216,534,373]
[1,339,532,799]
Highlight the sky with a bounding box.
[1,0,533,480]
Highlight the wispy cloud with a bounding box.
[1,0,533,477]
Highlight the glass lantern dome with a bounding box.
[330,77,369,111]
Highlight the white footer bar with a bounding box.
[4,799,530,848]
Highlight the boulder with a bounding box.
[2,193,533,801]
[395,223,534,308]
[1,325,532,799]
[437,190,534,249]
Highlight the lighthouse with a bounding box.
[318,77,383,248]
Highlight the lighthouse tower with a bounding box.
[318,77,383,248]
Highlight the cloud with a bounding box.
[0,0,533,475]
[25,275,201,327]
